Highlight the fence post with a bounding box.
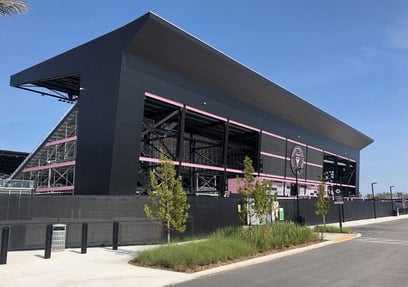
[112,221,119,250]
[44,224,53,259]
[81,223,88,254]
[0,227,10,265]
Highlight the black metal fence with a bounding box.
[0,195,396,250]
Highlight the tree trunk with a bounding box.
[167,224,170,244]
[166,201,171,244]
[323,215,326,226]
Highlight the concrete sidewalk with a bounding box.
[1,215,407,287]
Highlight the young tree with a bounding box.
[0,1,28,16]
[238,156,275,225]
[315,176,330,226]
[253,179,274,223]
[237,156,255,225]
[144,153,190,244]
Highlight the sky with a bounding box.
[1,0,407,196]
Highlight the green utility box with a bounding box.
[279,208,284,221]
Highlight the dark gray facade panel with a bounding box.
[107,54,147,195]
[75,57,123,195]
[261,155,285,177]
[306,165,323,182]
[261,134,286,156]
[307,147,323,165]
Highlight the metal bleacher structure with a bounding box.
[10,105,78,195]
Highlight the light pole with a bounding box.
[371,182,377,219]
[295,168,300,223]
[390,185,395,214]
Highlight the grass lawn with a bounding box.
[313,225,353,234]
[131,222,319,272]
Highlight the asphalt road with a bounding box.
[173,220,408,287]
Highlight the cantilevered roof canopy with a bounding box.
[11,12,373,150]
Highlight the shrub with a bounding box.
[313,225,353,234]
[133,222,318,272]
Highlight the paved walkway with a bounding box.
[1,215,407,287]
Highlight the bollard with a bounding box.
[81,223,88,254]
[44,224,53,259]
[0,227,10,265]
[112,221,119,250]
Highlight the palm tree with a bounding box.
[0,1,28,16]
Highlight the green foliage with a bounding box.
[144,153,190,244]
[237,156,275,224]
[315,176,330,226]
[314,225,353,234]
[133,222,317,272]
[0,1,28,16]
[237,156,256,224]
[253,180,274,223]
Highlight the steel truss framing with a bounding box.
[323,154,356,196]
[140,97,259,196]
[12,106,78,194]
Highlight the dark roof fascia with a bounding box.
[10,13,152,88]
[126,13,373,150]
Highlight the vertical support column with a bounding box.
[0,227,10,265]
[338,204,343,232]
[112,221,119,250]
[256,131,262,175]
[81,223,88,254]
[176,107,186,176]
[221,121,229,197]
[190,135,196,194]
[44,224,53,259]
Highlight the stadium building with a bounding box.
[10,12,372,199]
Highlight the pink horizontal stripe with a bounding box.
[305,162,323,168]
[306,179,323,185]
[139,156,162,164]
[261,130,286,140]
[186,106,227,122]
[36,185,75,193]
[324,151,337,156]
[181,162,225,171]
[307,145,323,152]
[287,138,306,146]
[326,183,356,188]
[259,173,285,179]
[45,136,77,147]
[145,92,183,108]
[139,157,225,171]
[337,154,356,162]
[285,176,307,182]
[324,150,356,163]
[226,168,244,174]
[229,120,260,132]
[23,160,76,172]
[260,151,287,160]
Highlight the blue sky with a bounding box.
[1,0,407,196]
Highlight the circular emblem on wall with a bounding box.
[291,145,305,176]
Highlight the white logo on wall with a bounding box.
[291,145,305,175]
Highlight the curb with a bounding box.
[332,233,361,243]
[192,240,334,279]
